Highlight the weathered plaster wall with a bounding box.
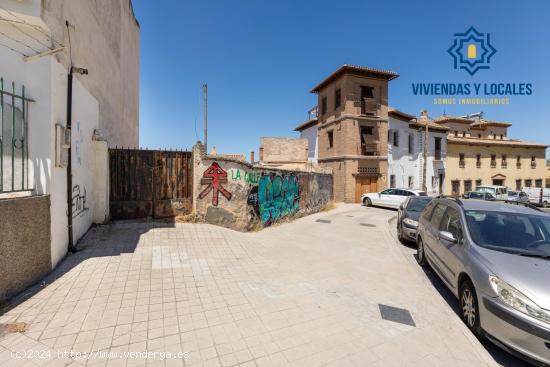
[0,195,51,303]
[41,0,140,148]
[193,144,333,231]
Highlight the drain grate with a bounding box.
[316,219,331,224]
[360,223,376,227]
[345,215,354,218]
[378,304,416,327]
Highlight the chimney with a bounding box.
[210,146,217,156]
[420,110,429,119]
[250,151,255,164]
[259,147,264,162]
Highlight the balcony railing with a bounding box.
[516,163,521,168]
[360,99,380,116]
[501,161,507,168]
[459,160,465,168]
[531,161,537,168]
[434,150,442,161]
[361,142,380,156]
[490,161,497,168]
[476,162,481,168]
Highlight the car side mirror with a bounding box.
[439,231,457,244]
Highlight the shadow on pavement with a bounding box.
[0,220,176,316]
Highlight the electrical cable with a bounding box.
[0,28,39,54]
[0,15,53,50]
[0,5,63,47]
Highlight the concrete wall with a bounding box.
[0,195,51,303]
[259,137,309,170]
[193,144,333,231]
[41,0,140,148]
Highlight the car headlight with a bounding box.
[403,218,418,228]
[489,276,550,324]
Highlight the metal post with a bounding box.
[21,85,25,190]
[203,83,207,153]
[0,78,3,192]
[11,81,15,191]
[66,70,75,252]
[422,117,428,192]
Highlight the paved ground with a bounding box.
[0,204,500,367]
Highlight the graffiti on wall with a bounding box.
[247,173,300,225]
[199,162,232,206]
[72,184,88,218]
[230,169,261,185]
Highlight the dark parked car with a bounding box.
[463,191,496,201]
[397,196,433,243]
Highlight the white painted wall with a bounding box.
[298,124,318,162]
[1,34,102,267]
[388,116,447,195]
[388,117,420,189]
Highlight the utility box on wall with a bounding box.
[55,124,70,167]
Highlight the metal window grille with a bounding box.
[1,78,34,193]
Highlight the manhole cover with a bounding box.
[360,223,375,227]
[378,304,415,327]
[316,219,331,224]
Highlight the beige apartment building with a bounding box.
[311,65,399,202]
[434,115,548,195]
[258,137,310,170]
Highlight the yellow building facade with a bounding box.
[434,116,548,195]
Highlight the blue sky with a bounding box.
[133,0,550,157]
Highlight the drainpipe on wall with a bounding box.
[66,68,75,252]
[65,20,88,253]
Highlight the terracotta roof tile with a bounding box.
[311,64,399,93]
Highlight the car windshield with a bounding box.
[476,187,494,194]
[406,197,432,212]
[508,191,518,197]
[465,210,550,257]
[417,192,427,196]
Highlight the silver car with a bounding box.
[416,198,550,366]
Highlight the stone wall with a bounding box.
[193,144,333,231]
[0,195,51,303]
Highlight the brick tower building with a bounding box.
[311,65,399,202]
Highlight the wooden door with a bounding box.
[355,176,378,203]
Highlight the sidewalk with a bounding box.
[0,204,498,367]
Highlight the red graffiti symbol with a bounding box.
[199,162,232,206]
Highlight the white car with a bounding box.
[361,188,427,209]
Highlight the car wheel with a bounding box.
[459,280,483,339]
[416,237,428,266]
[363,197,372,207]
[397,224,404,242]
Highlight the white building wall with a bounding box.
[298,124,318,162]
[388,116,447,195]
[1,44,102,268]
[388,117,420,189]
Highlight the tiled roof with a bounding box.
[388,108,415,121]
[410,119,450,132]
[433,115,473,124]
[448,136,547,148]
[471,119,512,128]
[294,118,318,132]
[310,64,399,93]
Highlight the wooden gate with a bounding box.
[109,148,193,219]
